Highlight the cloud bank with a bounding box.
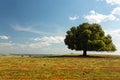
[0,36,64,49]
[32,36,65,48]
[85,0,120,23]
[105,0,120,5]
[0,36,65,54]
[84,10,118,23]
[112,7,120,15]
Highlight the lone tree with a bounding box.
[64,22,116,56]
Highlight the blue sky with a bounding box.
[0,0,120,54]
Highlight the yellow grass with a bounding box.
[0,54,120,80]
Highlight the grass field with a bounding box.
[0,54,120,80]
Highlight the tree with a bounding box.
[64,22,116,56]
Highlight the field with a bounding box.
[0,54,120,80]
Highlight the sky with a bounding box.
[0,0,120,54]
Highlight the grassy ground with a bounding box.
[0,54,120,80]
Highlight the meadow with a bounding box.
[0,54,120,80]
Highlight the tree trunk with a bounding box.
[83,50,87,56]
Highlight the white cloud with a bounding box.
[0,41,70,54]
[0,35,9,40]
[0,36,64,50]
[96,0,120,23]
[105,29,120,52]
[105,0,120,5]
[0,43,12,47]
[0,42,47,50]
[105,29,120,39]
[42,36,64,43]
[69,16,79,21]
[0,36,65,54]
[32,36,65,48]
[84,10,118,23]
[11,24,45,34]
[29,42,50,48]
[112,7,120,15]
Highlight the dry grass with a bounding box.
[0,54,120,80]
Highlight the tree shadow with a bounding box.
[46,54,120,59]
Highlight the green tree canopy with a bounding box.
[64,22,116,56]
